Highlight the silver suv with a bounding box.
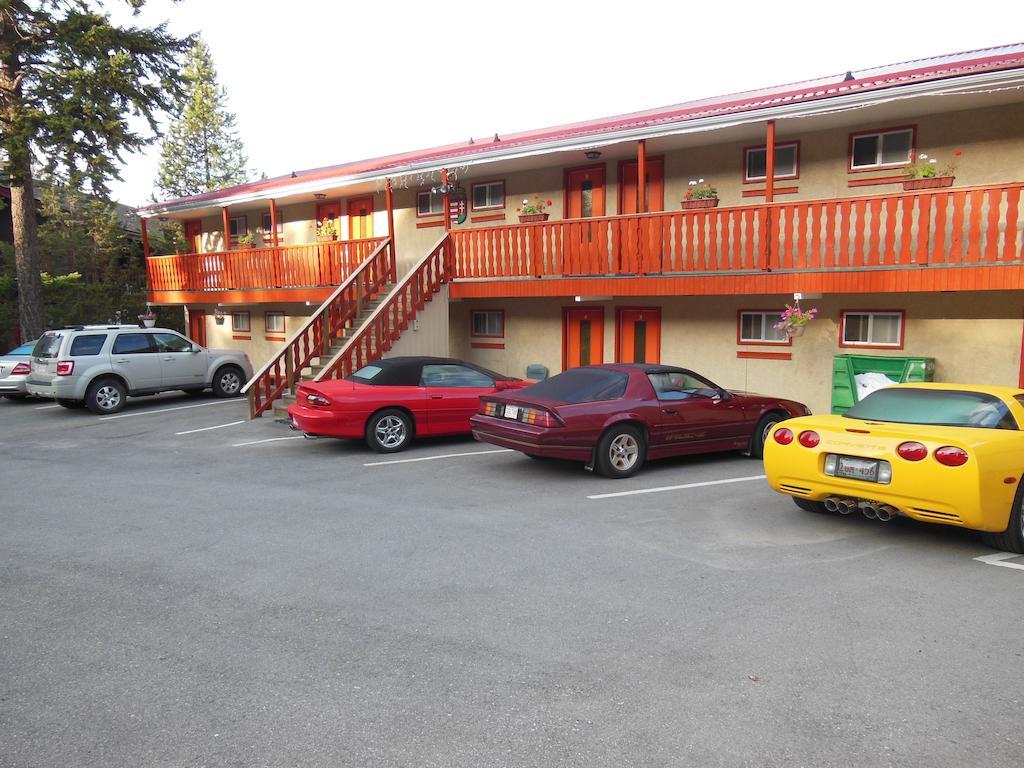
[27,325,253,414]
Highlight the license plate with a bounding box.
[836,455,880,482]
[503,404,519,419]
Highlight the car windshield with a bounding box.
[32,333,64,359]
[845,388,1018,430]
[519,368,628,404]
[7,343,35,356]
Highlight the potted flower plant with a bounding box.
[517,195,552,223]
[316,217,338,241]
[237,232,256,248]
[682,179,718,209]
[773,303,817,338]
[903,150,959,191]
[138,307,157,328]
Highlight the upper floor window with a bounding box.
[228,215,247,240]
[744,142,799,182]
[471,310,504,338]
[417,190,444,217]
[840,310,904,348]
[738,311,789,345]
[850,128,914,171]
[261,212,284,240]
[471,181,505,211]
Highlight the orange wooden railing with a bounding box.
[450,183,1024,278]
[242,238,396,418]
[314,234,450,383]
[147,236,387,292]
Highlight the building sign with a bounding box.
[449,187,467,226]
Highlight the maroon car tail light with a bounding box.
[934,446,969,467]
[773,427,794,445]
[798,430,820,448]
[11,362,30,375]
[56,360,74,376]
[525,407,561,428]
[480,401,500,416]
[896,441,928,461]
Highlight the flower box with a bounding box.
[681,198,719,210]
[518,213,550,223]
[902,176,954,191]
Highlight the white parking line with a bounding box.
[176,420,245,436]
[973,552,1024,571]
[364,449,513,467]
[98,400,241,421]
[34,404,60,410]
[588,474,767,500]
[232,436,305,447]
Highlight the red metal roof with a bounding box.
[141,43,1024,213]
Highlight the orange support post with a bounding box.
[140,217,150,259]
[637,139,647,214]
[385,178,397,281]
[269,199,279,247]
[442,168,451,233]
[221,207,231,250]
[765,120,776,204]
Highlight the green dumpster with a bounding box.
[831,354,935,415]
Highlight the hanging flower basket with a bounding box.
[787,325,805,338]
[902,176,954,191]
[518,213,550,223]
[681,198,719,210]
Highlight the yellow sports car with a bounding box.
[765,383,1024,553]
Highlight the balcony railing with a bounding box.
[451,183,1024,279]
[147,236,388,293]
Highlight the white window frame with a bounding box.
[265,312,285,334]
[231,311,251,333]
[738,311,789,345]
[471,181,505,211]
[744,142,799,182]
[849,128,914,170]
[471,310,504,338]
[261,212,285,238]
[840,311,904,348]
[228,216,247,239]
[417,190,444,217]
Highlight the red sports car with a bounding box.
[288,356,530,452]
[470,364,810,478]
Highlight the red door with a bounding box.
[564,165,606,219]
[347,196,374,240]
[563,308,604,370]
[617,308,661,364]
[188,309,206,347]
[619,158,665,214]
[316,201,341,237]
[184,220,202,254]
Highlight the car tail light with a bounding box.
[896,441,928,461]
[56,360,74,376]
[934,446,969,467]
[773,427,794,445]
[526,407,561,428]
[11,362,30,375]
[798,430,820,448]
[304,391,331,407]
[480,400,500,416]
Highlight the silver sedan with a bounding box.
[0,340,37,399]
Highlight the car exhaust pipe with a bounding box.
[876,505,897,522]
[836,498,857,515]
[861,503,878,520]
[823,497,841,513]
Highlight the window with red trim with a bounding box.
[265,312,285,335]
[228,215,247,246]
[840,311,904,348]
[231,311,250,333]
[738,311,789,345]
[744,142,799,182]
[471,181,505,211]
[416,190,444,217]
[471,310,504,338]
[849,128,914,171]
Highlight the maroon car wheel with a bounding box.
[595,425,645,479]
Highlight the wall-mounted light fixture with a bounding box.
[314,193,326,200]
[584,150,602,161]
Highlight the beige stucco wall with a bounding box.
[450,292,1024,415]
[383,285,450,359]
[188,303,313,370]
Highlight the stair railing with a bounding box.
[242,237,394,418]
[314,233,450,383]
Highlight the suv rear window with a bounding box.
[846,388,1018,430]
[519,368,628,404]
[112,333,154,355]
[69,334,107,356]
[33,333,64,359]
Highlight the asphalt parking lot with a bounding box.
[2,392,1023,767]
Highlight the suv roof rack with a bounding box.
[59,325,85,330]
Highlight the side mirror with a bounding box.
[191,344,201,353]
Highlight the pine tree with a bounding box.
[154,39,249,199]
[0,0,191,340]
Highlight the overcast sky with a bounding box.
[107,0,1023,206]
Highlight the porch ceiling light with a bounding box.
[584,150,602,160]
[314,193,326,200]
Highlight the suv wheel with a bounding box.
[86,378,126,415]
[212,365,244,397]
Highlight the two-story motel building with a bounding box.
[139,43,1024,417]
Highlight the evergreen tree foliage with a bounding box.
[0,0,192,339]
[154,38,249,199]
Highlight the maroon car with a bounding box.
[470,364,810,478]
